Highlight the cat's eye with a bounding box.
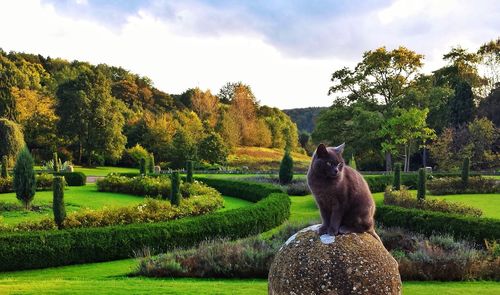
[326,162,332,166]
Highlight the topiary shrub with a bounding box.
[13,147,36,210]
[1,155,8,178]
[279,150,293,185]
[0,118,25,167]
[461,157,470,188]
[171,172,181,205]
[350,154,357,170]
[417,168,426,201]
[52,176,66,229]
[393,163,401,190]
[148,153,155,174]
[140,158,146,175]
[428,177,500,195]
[53,172,86,186]
[53,152,59,172]
[186,161,194,183]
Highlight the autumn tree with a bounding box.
[477,38,500,96]
[190,88,219,128]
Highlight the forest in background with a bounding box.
[310,38,499,172]
[0,49,299,168]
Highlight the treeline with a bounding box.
[0,50,299,168]
[312,38,499,171]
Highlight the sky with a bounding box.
[0,0,498,109]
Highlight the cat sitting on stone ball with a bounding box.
[307,143,381,243]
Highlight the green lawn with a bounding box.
[429,193,500,219]
[0,177,498,294]
[0,184,251,225]
[73,166,139,176]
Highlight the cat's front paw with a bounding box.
[327,227,339,236]
[318,225,329,235]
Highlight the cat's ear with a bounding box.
[334,143,345,154]
[316,144,329,158]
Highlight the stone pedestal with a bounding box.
[154,166,161,174]
[268,224,401,295]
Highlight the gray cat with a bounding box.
[307,143,381,243]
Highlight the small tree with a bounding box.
[53,152,59,172]
[139,157,146,175]
[0,118,25,166]
[148,153,155,174]
[461,157,470,188]
[186,160,194,183]
[350,154,357,170]
[13,147,36,210]
[417,168,426,201]
[52,176,66,229]
[279,150,294,185]
[393,163,402,190]
[170,171,181,205]
[1,155,8,178]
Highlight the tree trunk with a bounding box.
[422,147,427,168]
[385,152,392,172]
[78,142,83,165]
[407,144,411,172]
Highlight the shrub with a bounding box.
[13,148,36,210]
[393,163,401,190]
[427,176,500,195]
[383,186,482,217]
[1,155,8,178]
[0,179,290,271]
[0,118,25,167]
[97,175,172,198]
[462,157,470,187]
[279,150,293,185]
[53,152,59,172]
[36,173,54,190]
[285,181,310,196]
[120,144,150,168]
[53,172,86,186]
[417,168,426,200]
[53,176,66,229]
[349,154,357,170]
[375,205,500,244]
[171,172,181,205]
[186,160,194,183]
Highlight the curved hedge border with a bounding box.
[376,204,500,244]
[0,177,290,271]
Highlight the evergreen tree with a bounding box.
[461,157,470,187]
[350,154,357,170]
[53,152,59,172]
[186,160,194,183]
[13,147,36,210]
[279,150,294,184]
[448,81,475,126]
[393,163,402,190]
[170,172,181,205]
[0,118,25,166]
[52,176,66,229]
[417,168,427,201]
[198,132,229,165]
[1,155,8,178]
[170,129,197,169]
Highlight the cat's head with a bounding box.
[310,143,345,179]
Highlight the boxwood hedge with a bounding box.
[0,177,290,271]
[376,204,500,244]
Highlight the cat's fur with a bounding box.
[307,143,381,243]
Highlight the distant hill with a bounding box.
[283,107,327,133]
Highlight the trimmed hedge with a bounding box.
[376,205,500,244]
[428,177,500,195]
[53,172,86,186]
[0,178,290,271]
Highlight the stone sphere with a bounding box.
[268,224,401,295]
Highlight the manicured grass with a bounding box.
[0,176,498,293]
[429,193,500,219]
[0,184,143,225]
[73,166,139,176]
[0,258,498,294]
[0,184,250,225]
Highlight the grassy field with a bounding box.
[0,184,251,225]
[0,176,498,294]
[429,193,500,219]
[228,147,311,171]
